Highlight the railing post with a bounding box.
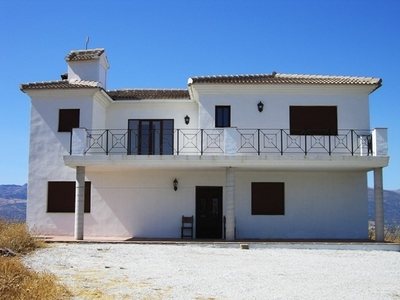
[257,129,260,155]
[70,130,73,155]
[304,133,307,156]
[328,135,332,156]
[351,130,354,156]
[106,129,109,155]
[200,129,204,155]
[176,129,180,155]
[280,129,283,155]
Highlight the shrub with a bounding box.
[0,220,44,254]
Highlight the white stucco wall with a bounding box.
[28,168,368,239]
[193,85,371,130]
[92,95,107,129]
[235,170,368,239]
[26,89,97,232]
[105,100,197,130]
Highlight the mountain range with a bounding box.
[0,184,399,224]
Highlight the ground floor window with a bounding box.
[251,182,284,215]
[47,181,91,213]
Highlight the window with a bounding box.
[58,109,80,132]
[128,119,174,155]
[47,181,91,213]
[215,106,231,128]
[290,106,337,135]
[251,182,284,215]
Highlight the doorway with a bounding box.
[196,186,223,239]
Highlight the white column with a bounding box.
[374,167,384,242]
[225,167,235,240]
[74,166,85,240]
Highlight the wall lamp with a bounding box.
[184,115,190,125]
[257,101,264,112]
[173,178,178,191]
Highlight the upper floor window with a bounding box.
[58,109,80,132]
[215,106,231,128]
[290,106,338,135]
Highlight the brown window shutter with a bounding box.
[58,109,80,132]
[290,106,337,135]
[251,182,285,215]
[47,181,91,213]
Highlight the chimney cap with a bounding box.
[65,48,105,62]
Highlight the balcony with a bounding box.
[70,128,388,157]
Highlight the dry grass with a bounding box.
[0,257,70,300]
[0,220,44,254]
[369,223,400,243]
[0,220,71,300]
[384,225,400,243]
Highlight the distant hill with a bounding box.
[0,184,27,199]
[368,188,400,225]
[0,184,27,221]
[0,184,399,224]
[0,198,26,221]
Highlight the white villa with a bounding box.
[21,48,389,241]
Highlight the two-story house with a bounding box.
[21,48,389,241]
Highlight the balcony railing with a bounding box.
[70,128,388,157]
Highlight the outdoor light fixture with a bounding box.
[173,178,178,191]
[257,101,264,112]
[184,115,190,125]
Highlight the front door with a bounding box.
[196,186,223,239]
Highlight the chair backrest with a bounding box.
[182,215,193,226]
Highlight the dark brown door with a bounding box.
[196,186,223,239]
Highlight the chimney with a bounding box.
[65,48,109,88]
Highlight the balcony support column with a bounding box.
[374,167,384,242]
[225,167,235,240]
[74,166,85,240]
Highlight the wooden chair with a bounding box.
[181,215,194,239]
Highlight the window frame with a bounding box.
[215,105,231,128]
[47,181,91,213]
[58,109,80,132]
[289,106,338,136]
[251,182,285,215]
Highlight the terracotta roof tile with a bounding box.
[188,72,382,87]
[20,80,100,91]
[65,48,105,61]
[107,89,190,100]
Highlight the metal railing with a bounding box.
[236,129,373,156]
[71,128,373,156]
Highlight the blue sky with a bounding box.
[0,0,398,189]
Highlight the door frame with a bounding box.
[195,186,223,239]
